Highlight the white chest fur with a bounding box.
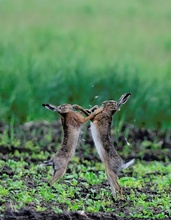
[90,122,104,161]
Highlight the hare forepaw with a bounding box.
[72,104,80,110]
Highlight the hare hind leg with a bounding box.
[50,166,67,186]
[106,170,124,200]
[107,173,116,195]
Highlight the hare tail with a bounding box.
[122,159,135,169]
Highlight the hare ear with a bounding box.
[117,93,131,107]
[42,103,58,112]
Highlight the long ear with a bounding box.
[117,93,131,108]
[42,103,58,112]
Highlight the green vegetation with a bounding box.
[0,0,171,128]
[0,158,171,218]
[0,124,171,219]
[0,1,171,218]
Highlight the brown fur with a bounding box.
[73,93,133,199]
[41,103,102,185]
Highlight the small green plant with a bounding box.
[36,205,47,212]
[0,185,9,198]
[120,176,143,189]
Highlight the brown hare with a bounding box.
[40,103,102,185]
[73,93,134,199]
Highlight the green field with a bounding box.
[0,2,171,218]
[0,122,171,219]
[0,0,171,127]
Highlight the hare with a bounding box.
[40,103,102,186]
[73,93,134,199]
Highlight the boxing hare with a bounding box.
[73,93,134,199]
[40,103,102,185]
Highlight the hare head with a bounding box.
[102,93,131,113]
[102,100,118,112]
[42,103,73,114]
[57,104,73,113]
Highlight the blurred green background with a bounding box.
[0,0,171,128]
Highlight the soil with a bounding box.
[0,121,171,220]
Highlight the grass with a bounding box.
[0,118,170,219]
[0,0,171,128]
[0,158,171,218]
